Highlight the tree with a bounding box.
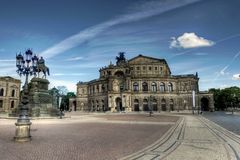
[209,86,240,110]
[52,86,69,111]
[56,86,68,96]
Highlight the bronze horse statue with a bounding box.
[32,57,50,78]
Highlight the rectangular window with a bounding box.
[160,67,163,75]
[137,67,140,70]
[155,67,158,70]
[149,67,152,70]
[143,66,146,70]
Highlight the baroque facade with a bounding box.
[75,54,214,112]
[0,76,21,113]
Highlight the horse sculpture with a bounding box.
[32,57,50,79]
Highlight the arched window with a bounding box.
[11,90,15,97]
[0,88,4,96]
[168,82,173,92]
[133,82,139,92]
[11,101,14,108]
[160,83,165,92]
[142,82,148,91]
[151,82,157,92]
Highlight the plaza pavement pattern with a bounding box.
[121,114,240,160]
[0,112,240,160]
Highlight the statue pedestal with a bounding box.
[14,121,32,142]
[29,78,59,117]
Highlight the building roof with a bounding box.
[128,54,171,74]
[128,54,165,62]
[172,74,196,78]
[0,76,21,83]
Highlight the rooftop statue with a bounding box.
[116,52,126,65]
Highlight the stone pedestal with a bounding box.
[28,78,59,117]
[14,121,32,142]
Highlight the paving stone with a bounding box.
[0,114,176,160]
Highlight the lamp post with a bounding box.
[14,49,37,142]
[192,90,196,115]
[149,95,153,116]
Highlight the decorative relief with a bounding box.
[112,79,119,92]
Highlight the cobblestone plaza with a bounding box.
[0,113,177,160]
[1,112,240,160]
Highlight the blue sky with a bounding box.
[0,0,240,92]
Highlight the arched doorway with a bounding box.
[152,99,158,111]
[161,99,166,111]
[115,97,122,111]
[201,97,209,111]
[73,100,76,111]
[170,99,174,111]
[143,99,149,111]
[134,99,139,111]
[11,101,14,108]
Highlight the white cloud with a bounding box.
[52,73,65,76]
[214,50,240,81]
[194,52,208,56]
[220,65,229,76]
[40,0,201,59]
[66,56,84,61]
[48,78,77,93]
[52,73,86,76]
[220,84,231,89]
[170,32,214,49]
[232,74,240,80]
[0,59,15,62]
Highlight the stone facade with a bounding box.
[75,54,214,112]
[0,76,21,113]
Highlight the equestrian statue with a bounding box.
[32,56,50,79]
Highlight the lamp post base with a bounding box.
[14,122,32,142]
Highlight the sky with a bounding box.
[0,0,240,92]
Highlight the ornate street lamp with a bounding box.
[14,49,37,142]
[149,95,154,116]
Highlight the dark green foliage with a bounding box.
[209,86,240,110]
[49,86,76,111]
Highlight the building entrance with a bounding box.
[201,97,209,111]
[115,97,123,111]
